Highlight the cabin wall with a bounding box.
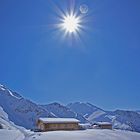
[99,125,112,129]
[37,120,46,131]
[46,123,79,131]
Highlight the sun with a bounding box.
[61,14,80,33]
[51,2,88,40]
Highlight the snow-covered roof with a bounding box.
[39,118,80,123]
[96,122,112,125]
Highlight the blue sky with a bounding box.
[0,0,140,110]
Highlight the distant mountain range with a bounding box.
[0,84,140,132]
[41,103,87,123]
[67,102,140,132]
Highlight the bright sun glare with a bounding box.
[53,3,87,39]
[62,14,80,33]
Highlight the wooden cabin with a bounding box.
[93,122,112,129]
[37,118,80,131]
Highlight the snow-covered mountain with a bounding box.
[1,104,140,140]
[87,109,140,132]
[137,111,140,114]
[67,102,106,118]
[0,84,140,133]
[0,84,54,129]
[112,110,140,132]
[67,102,140,132]
[41,102,87,123]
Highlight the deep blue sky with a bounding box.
[0,0,140,110]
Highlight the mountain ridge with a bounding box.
[0,84,54,129]
[0,84,140,132]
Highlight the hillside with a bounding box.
[0,106,25,140]
[0,84,140,133]
[0,84,54,129]
[67,102,106,118]
[67,102,140,132]
[0,104,140,140]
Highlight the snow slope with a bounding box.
[137,111,140,114]
[0,106,25,140]
[0,84,54,129]
[0,129,25,140]
[0,105,36,140]
[67,102,105,118]
[0,106,16,130]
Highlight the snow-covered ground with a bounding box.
[0,129,24,140]
[27,130,140,140]
[0,129,140,140]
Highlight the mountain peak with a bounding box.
[67,102,103,119]
[0,84,22,100]
[42,102,87,123]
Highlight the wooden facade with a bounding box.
[93,122,112,129]
[37,118,80,131]
[98,124,112,129]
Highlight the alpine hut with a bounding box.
[37,118,80,131]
